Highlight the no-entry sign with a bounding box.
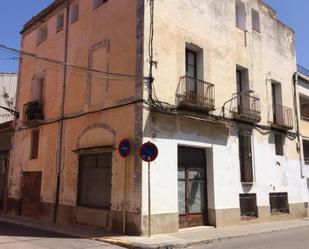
[139,142,158,162]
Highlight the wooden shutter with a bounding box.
[239,129,253,182]
[30,129,40,159]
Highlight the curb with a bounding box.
[96,221,309,249]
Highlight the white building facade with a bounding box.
[0,73,18,123]
[140,0,309,234]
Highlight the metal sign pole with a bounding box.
[123,157,127,234]
[148,161,151,237]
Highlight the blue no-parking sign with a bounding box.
[118,139,131,158]
[139,142,158,162]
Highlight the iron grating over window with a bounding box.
[240,193,258,218]
[269,192,289,214]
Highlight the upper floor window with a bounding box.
[31,77,45,101]
[37,25,48,45]
[300,95,309,120]
[236,0,246,30]
[30,129,40,159]
[93,0,108,10]
[186,49,197,79]
[70,3,79,24]
[251,9,260,32]
[56,13,64,32]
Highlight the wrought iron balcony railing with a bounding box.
[272,104,293,129]
[176,76,215,111]
[230,94,261,123]
[24,100,44,122]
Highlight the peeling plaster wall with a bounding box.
[8,0,143,233]
[141,0,307,231]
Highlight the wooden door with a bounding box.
[178,147,207,228]
[21,172,42,219]
[0,153,8,209]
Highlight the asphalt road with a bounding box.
[0,220,123,249]
[189,226,309,249]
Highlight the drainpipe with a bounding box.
[54,0,70,223]
[293,72,304,178]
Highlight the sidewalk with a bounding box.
[99,219,309,249]
[0,214,309,249]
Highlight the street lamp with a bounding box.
[221,89,254,118]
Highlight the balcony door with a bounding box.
[178,147,208,228]
[185,49,198,102]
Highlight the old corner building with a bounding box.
[5,0,309,235]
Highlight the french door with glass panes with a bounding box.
[178,147,208,228]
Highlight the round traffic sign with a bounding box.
[118,139,131,158]
[139,142,158,162]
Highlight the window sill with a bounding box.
[56,27,63,33]
[241,216,257,221]
[36,39,47,46]
[270,212,290,216]
[241,181,254,185]
[252,28,261,33]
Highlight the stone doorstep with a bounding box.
[95,219,309,249]
[0,214,309,249]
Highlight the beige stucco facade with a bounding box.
[6,0,309,236]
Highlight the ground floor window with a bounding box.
[269,192,289,214]
[239,193,258,218]
[238,129,254,183]
[77,149,112,209]
[302,139,309,165]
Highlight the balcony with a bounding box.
[176,76,215,112]
[271,105,293,130]
[24,100,44,124]
[230,94,261,123]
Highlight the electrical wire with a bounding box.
[0,44,139,81]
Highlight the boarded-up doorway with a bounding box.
[21,172,42,219]
[178,146,208,228]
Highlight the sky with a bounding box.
[0,1,307,72]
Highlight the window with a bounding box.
[56,13,64,32]
[30,129,40,159]
[299,95,309,120]
[93,0,108,10]
[37,25,47,45]
[251,9,260,32]
[70,3,79,24]
[77,150,112,209]
[269,192,289,214]
[31,77,44,101]
[239,129,253,183]
[274,133,284,156]
[303,140,309,165]
[236,0,246,30]
[240,194,257,218]
[186,49,197,79]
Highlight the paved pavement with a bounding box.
[188,225,309,249]
[0,220,123,249]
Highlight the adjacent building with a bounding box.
[296,65,309,206]
[0,73,17,211]
[6,0,309,235]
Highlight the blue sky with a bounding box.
[0,1,307,72]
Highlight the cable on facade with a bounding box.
[0,44,139,81]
